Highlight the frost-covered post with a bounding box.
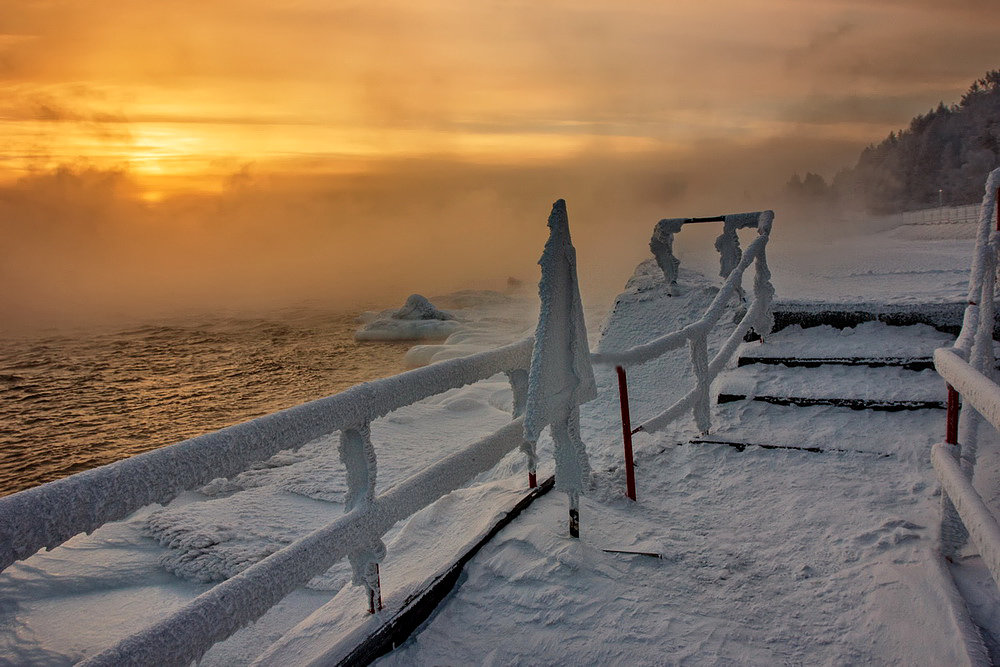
[750,210,775,339]
[338,422,386,613]
[715,213,758,302]
[505,368,538,488]
[650,218,684,295]
[524,199,598,539]
[940,168,1000,558]
[689,336,711,434]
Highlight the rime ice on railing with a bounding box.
[524,199,597,538]
[338,423,385,613]
[650,211,769,300]
[596,210,775,438]
[650,219,683,294]
[935,168,1000,568]
[2,196,611,665]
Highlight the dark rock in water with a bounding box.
[392,294,455,321]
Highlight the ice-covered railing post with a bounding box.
[934,168,1000,566]
[650,219,683,295]
[338,422,385,613]
[524,199,598,539]
[649,212,767,302]
[594,210,775,500]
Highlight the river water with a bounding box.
[0,308,411,496]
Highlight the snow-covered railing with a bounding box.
[593,210,775,439]
[0,198,603,666]
[0,338,532,572]
[0,338,536,664]
[82,419,531,666]
[933,167,1000,586]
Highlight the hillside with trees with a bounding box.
[787,70,1000,214]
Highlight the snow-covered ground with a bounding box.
[1,213,997,664]
[375,246,992,665]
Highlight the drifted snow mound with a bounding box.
[355,294,462,341]
[392,294,456,321]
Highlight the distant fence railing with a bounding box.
[933,167,1000,587]
[869,203,980,227]
[592,210,775,497]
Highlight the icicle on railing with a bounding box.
[593,211,774,499]
[524,199,598,538]
[338,423,385,613]
[936,167,1000,567]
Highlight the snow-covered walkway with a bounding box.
[3,212,996,664]
[373,264,979,665]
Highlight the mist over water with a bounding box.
[0,149,883,496]
[1,138,863,332]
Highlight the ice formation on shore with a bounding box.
[355,294,462,341]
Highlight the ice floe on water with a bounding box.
[354,294,462,341]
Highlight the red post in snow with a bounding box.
[528,472,537,488]
[367,563,383,614]
[616,366,637,501]
[946,384,960,445]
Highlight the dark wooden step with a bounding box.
[689,438,893,457]
[716,393,946,411]
[737,356,934,371]
[769,304,980,336]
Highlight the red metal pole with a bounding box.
[367,563,383,614]
[616,366,637,501]
[528,471,537,488]
[946,384,960,445]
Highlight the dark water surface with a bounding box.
[0,308,411,496]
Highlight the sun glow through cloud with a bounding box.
[1,0,998,326]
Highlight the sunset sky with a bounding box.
[2,0,999,325]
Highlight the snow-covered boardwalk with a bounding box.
[375,268,980,665]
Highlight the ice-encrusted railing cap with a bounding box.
[546,198,572,243]
[523,198,597,443]
[956,167,1000,355]
[722,212,758,230]
[654,218,685,235]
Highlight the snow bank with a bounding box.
[355,294,462,341]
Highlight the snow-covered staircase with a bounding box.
[708,322,955,456]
